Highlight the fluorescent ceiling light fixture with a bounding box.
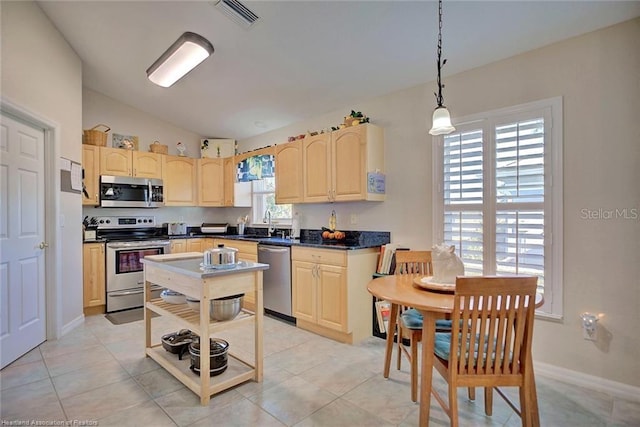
[146,32,214,88]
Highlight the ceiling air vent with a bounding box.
[213,0,260,29]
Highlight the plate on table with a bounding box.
[413,276,455,293]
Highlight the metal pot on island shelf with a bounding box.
[185,294,244,321]
[189,338,229,376]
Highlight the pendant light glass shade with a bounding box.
[429,0,455,136]
[429,106,455,135]
[147,32,214,88]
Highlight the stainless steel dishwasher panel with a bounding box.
[258,245,292,317]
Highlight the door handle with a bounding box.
[39,242,49,249]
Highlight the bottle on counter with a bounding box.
[329,210,337,231]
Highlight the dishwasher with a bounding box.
[258,244,295,323]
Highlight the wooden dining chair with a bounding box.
[431,276,538,427]
[386,250,451,402]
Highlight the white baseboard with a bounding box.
[60,314,84,336]
[535,361,640,402]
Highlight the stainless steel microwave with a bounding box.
[99,175,164,208]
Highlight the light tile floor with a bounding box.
[1,313,639,426]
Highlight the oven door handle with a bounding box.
[110,285,163,297]
[107,241,170,249]
[110,289,144,297]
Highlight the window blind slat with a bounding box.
[444,210,483,276]
[495,209,544,284]
[495,118,545,203]
[444,130,484,205]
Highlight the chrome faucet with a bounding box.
[264,209,276,237]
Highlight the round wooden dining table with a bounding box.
[367,274,542,426]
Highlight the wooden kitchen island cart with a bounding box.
[142,253,269,405]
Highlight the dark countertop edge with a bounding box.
[88,232,390,251]
[213,235,386,251]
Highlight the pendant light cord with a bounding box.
[434,0,446,108]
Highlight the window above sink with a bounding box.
[234,149,292,227]
[251,177,292,226]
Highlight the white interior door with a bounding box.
[0,113,47,368]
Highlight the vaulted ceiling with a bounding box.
[39,1,640,140]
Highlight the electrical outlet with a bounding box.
[580,312,599,341]
[583,327,597,341]
[350,214,358,225]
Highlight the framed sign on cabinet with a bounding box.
[201,138,236,158]
[112,133,139,150]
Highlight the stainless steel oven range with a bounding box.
[94,215,171,312]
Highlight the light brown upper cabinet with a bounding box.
[275,140,303,204]
[197,158,224,206]
[303,124,385,202]
[332,124,384,201]
[302,133,332,202]
[82,144,100,206]
[99,147,162,179]
[223,156,235,207]
[163,155,197,206]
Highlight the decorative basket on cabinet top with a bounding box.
[150,141,168,154]
[83,124,110,146]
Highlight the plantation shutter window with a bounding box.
[433,98,563,317]
[495,118,545,286]
[443,130,484,276]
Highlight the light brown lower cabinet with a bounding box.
[214,239,258,310]
[186,238,211,253]
[170,239,187,254]
[292,246,378,344]
[83,242,105,315]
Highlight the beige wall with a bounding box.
[1,1,83,330]
[239,19,640,388]
[83,88,201,157]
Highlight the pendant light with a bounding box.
[429,0,455,136]
[147,32,214,88]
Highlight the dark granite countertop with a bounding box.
[87,229,390,251]
[209,230,390,251]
